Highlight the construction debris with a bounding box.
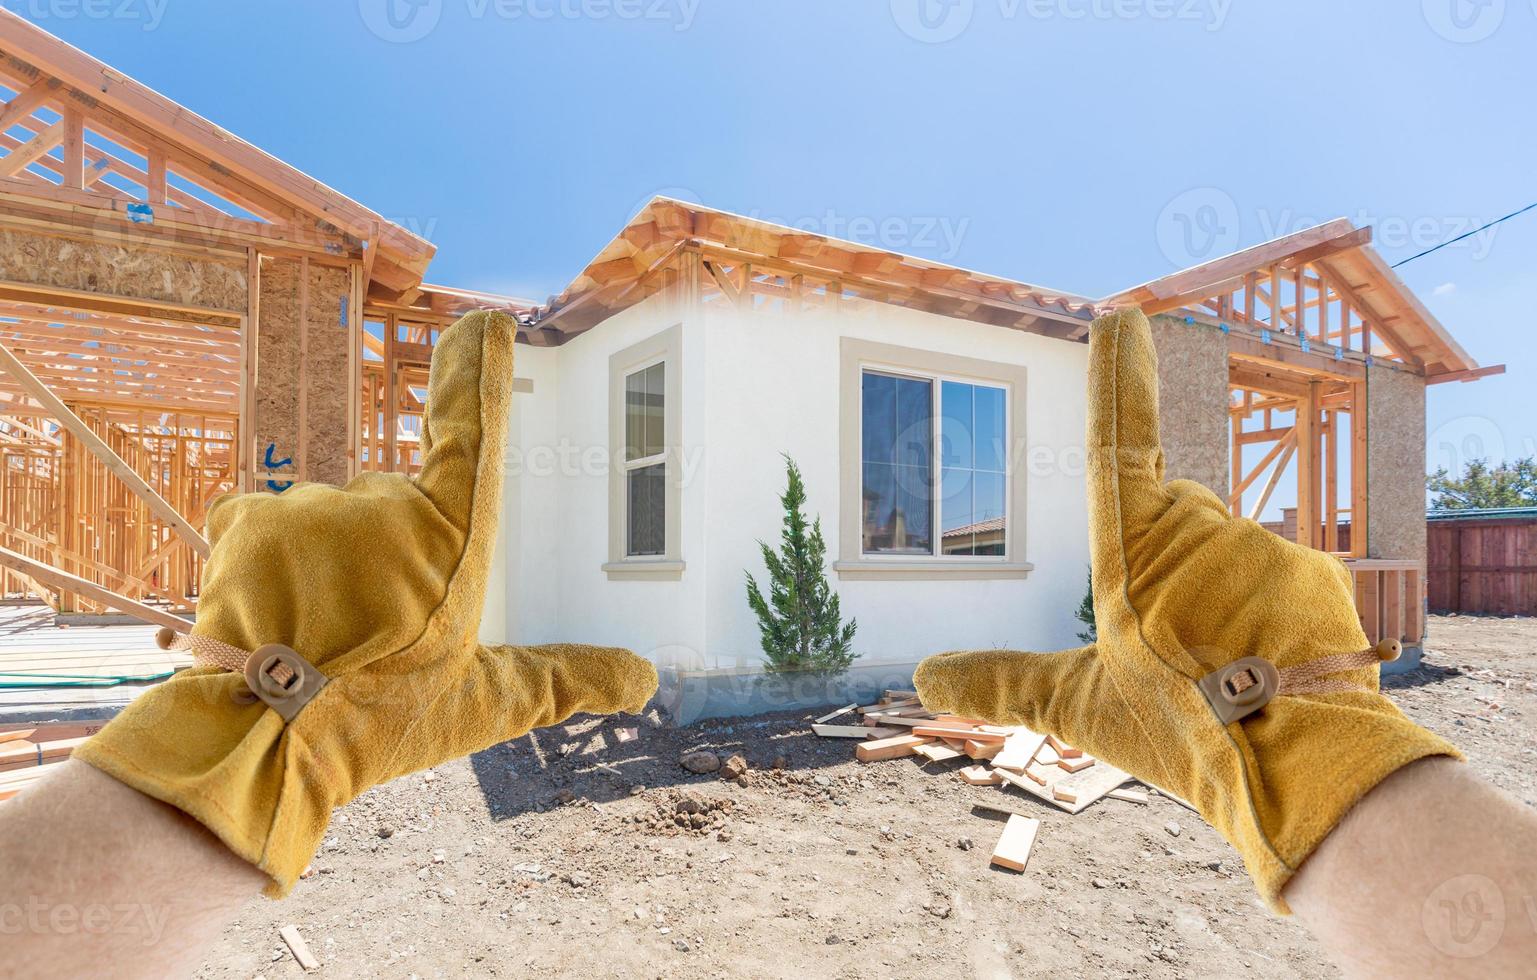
[0,721,99,800]
[813,691,1157,877]
[990,815,1040,872]
[279,924,321,972]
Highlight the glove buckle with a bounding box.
[1197,656,1280,725]
[243,644,330,723]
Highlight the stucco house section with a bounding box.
[487,286,1090,670]
[479,198,1499,670]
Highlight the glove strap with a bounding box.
[1198,639,1403,723]
[156,627,329,723]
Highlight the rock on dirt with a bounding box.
[680,751,721,774]
[720,753,749,780]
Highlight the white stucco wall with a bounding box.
[488,292,1092,668]
[700,299,1091,668]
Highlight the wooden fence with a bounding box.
[1428,514,1537,616]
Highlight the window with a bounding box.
[607,326,684,579]
[624,361,666,556]
[838,338,1031,579]
[860,371,1008,557]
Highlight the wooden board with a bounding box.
[855,734,934,763]
[914,742,965,763]
[959,765,1002,786]
[990,814,1040,872]
[912,726,1003,743]
[991,728,1049,772]
[813,723,899,739]
[814,704,857,724]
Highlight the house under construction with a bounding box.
[0,12,1502,676]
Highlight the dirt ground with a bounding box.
[196,615,1537,980]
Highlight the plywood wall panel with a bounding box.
[0,226,245,312]
[304,262,352,486]
[1149,314,1230,495]
[1366,366,1427,562]
[255,256,300,487]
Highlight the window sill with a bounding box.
[833,560,1034,581]
[602,560,686,581]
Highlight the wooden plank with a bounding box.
[813,724,899,739]
[959,765,1002,786]
[0,341,211,558]
[963,739,1002,761]
[1057,755,1096,774]
[912,725,1003,743]
[855,734,934,763]
[1108,787,1150,804]
[815,703,857,724]
[279,924,321,972]
[992,728,1049,772]
[0,544,190,633]
[0,735,86,772]
[990,814,1040,872]
[915,741,966,763]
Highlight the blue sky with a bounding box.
[32,0,1537,501]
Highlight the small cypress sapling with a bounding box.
[1075,567,1096,643]
[745,455,858,674]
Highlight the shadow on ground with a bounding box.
[468,702,864,821]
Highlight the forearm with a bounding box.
[0,760,265,979]
[1286,757,1537,977]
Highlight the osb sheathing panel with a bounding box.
[1150,315,1230,494]
[0,226,245,312]
[1367,365,1427,561]
[304,262,352,487]
[255,257,301,488]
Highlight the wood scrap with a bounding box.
[812,724,899,739]
[990,814,1040,872]
[915,741,965,763]
[1032,742,1060,767]
[1057,755,1096,774]
[1052,786,1078,804]
[0,735,87,773]
[1108,787,1149,804]
[912,726,1003,743]
[991,728,1049,772]
[279,924,320,971]
[815,703,858,724]
[963,739,1001,760]
[959,765,1002,786]
[855,734,934,762]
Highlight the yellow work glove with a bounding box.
[76,310,657,897]
[914,308,1459,912]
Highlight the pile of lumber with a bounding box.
[814,691,1152,874]
[0,721,102,801]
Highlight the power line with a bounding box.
[1390,200,1537,269]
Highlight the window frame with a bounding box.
[606,325,685,580]
[837,337,1032,581]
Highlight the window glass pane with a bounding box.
[626,462,665,556]
[861,372,894,464]
[624,362,665,461]
[643,362,665,458]
[861,371,933,555]
[938,381,1008,556]
[941,381,973,471]
[974,384,1007,473]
